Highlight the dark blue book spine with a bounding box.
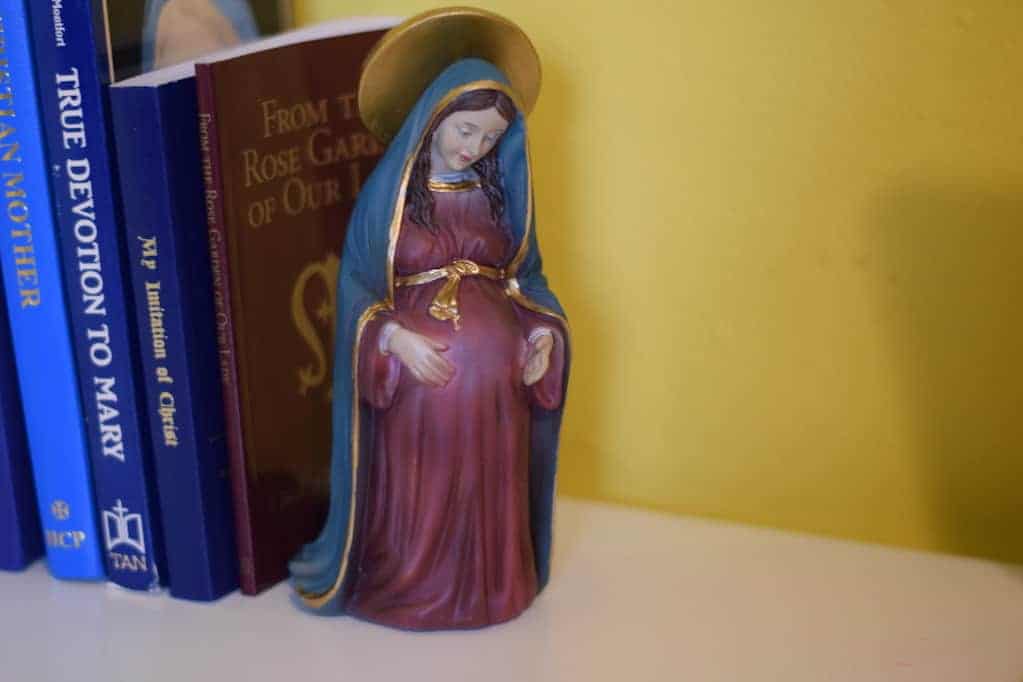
[25,0,166,590]
[110,79,238,601]
[0,278,42,570]
[0,0,104,579]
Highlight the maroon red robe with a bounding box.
[346,185,565,630]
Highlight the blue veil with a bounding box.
[289,58,570,612]
[141,0,260,72]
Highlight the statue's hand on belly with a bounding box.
[383,322,455,388]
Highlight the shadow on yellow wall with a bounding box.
[869,186,1023,562]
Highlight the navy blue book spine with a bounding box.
[0,0,104,580]
[0,281,42,570]
[110,78,238,601]
[24,0,166,590]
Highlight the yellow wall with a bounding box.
[295,1,1023,563]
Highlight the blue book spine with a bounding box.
[110,78,238,600]
[24,0,166,590]
[0,0,104,579]
[0,279,42,570]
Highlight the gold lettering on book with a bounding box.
[281,176,341,217]
[0,18,40,306]
[137,234,179,447]
[335,93,357,121]
[144,280,167,360]
[158,391,179,447]
[306,128,383,166]
[261,97,329,138]
[0,119,21,161]
[246,195,276,227]
[138,234,157,270]
[0,31,22,160]
[241,145,301,187]
[241,91,380,228]
[3,173,41,307]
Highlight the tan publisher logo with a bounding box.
[50,500,70,521]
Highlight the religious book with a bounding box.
[0,0,105,580]
[0,280,42,571]
[106,0,292,602]
[110,75,238,601]
[24,0,166,591]
[196,17,396,593]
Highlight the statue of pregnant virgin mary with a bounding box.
[290,7,571,631]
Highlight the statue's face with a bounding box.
[430,106,509,174]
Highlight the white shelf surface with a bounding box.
[2,498,1022,681]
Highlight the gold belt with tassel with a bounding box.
[396,259,506,329]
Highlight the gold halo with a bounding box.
[358,7,541,143]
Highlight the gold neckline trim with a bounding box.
[428,178,482,192]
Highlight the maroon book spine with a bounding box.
[196,64,257,594]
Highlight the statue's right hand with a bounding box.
[384,325,454,388]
